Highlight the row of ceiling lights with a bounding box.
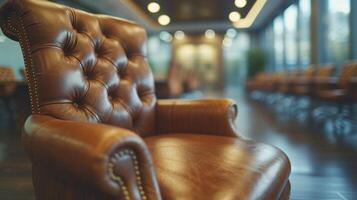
[147,2,171,25]
[147,0,247,26]
[151,0,244,48]
[159,28,237,47]
[229,0,247,22]
[159,29,215,42]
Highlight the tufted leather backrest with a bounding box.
[0,0,156,136]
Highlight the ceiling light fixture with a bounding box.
[174,31,185,40]
[158,15,170,26]
[226,28,237,38]
[205,29,215,39]
[159,31,172,42]
[147,2,160,13]
[233,0,267,28]
[229,11,241,22]
[235,0,247,8]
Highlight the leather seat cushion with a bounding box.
[144,134,290,200]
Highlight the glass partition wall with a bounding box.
[259,0,354,72]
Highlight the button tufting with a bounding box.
[73,102,79,108]
[62,31,77,57]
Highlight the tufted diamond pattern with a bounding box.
[1,0,156,136]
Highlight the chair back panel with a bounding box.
[0,0,156,136]
[338,62,357,89]
[316,65,335,78]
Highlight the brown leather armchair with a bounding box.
[0,0,291,199]
[314,62,357,102]
[292,65,335,96]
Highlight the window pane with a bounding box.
[299,0,311,66]
[147,36,171,78]
[274,16,284,70]
[223,32,250,84]
[284,4,298,68]
[261,25,275,72]
[326,0,350,64]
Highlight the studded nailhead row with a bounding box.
[108,149,147,200]
[7,14,40,114]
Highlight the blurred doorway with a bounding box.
[174,35,224,91]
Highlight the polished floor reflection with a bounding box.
[0,87,357,199]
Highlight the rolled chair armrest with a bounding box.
[23,115,162,200]
[155,99,240,138]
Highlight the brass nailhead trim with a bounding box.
[7,14,40,113]
[108,149,147,200]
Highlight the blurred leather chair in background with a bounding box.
[312,62,357,131]
[292,65,336,96]
[0,0,291,199]
[276,70,300,94]
[314,62,357,102]
[0,65,16,122]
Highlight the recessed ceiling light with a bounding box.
[159,31,172,42]
[158,15,170,26]
[235,0,247,8]
[226,28,237,38]
[174,31,185,40]
[229,11,241,22]
[205,29,215,39]
[147,2,160,13]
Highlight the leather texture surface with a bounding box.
[0,0,156,136]
[145,134,291,200]
[24,114,161,199]
[156,99,239,137]
[0,0,291,199]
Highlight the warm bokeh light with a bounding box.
[205,29,215,39]
[235,0,247,8]
[147,2,160,13]
[222,37,233,47]
[158,15,170,25]
[229,11,241,22]
[226,28,237,38]
[159,31,172,42]
[174,30,185,40]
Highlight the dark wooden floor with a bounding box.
[0,87,357,199]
